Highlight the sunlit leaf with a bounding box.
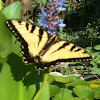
[93,87,100,99]
[50,85,60,97]
[73,85,95,100]
[0,11,12,58]
[94,45,100,50]
[2,1,21,19]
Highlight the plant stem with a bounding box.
[33,69,49,100]
[0,0,2,10]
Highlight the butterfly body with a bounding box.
[5,20,92,70]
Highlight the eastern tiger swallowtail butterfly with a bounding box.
[5,20,92,70]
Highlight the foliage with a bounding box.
[90,45,100,75]
[64,0,100,31]
[0,0,100,100]
[49,73,100,100]
[31,0,47,6]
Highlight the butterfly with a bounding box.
[5,20,92,70]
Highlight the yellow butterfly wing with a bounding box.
[41,41,92,63]
[5,20,50,64]
[5,19,92,70]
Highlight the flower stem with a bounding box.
[33,69,49,100]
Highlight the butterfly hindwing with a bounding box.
[41,41,92,63]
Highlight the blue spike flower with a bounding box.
[38,0,66,35]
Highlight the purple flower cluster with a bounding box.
[38,0,66,35]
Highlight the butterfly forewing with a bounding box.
[5,20,49,58]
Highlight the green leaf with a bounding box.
[42,0,47,4]
[91,61,98,67]
[12,41,21,56]
[62,88,74,100]
[65,80,89,88]
[48,74,54,83]
[88,79,100,85]
[94,45,100,50]
[72,98,89,100]
[88,79,100,89]
[0,10,12,58]
[37,0,42,3]
[0,57,7,66]
[50,85,60,97]
[53,88,85,100]
[75,65,84,70]
[0,0,3,10]
[90,67,100,75]
[38,82,50,100]
[53,88,66,100]
[49,72,74,83]
[0,51,44,100]
[73,86,95,100]
[0,63,33,100]
[93,87,100,99]
[54,76,73,83]
[2,1,21,19]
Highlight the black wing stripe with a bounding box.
[58,42,70,51]
[5,20,33,64]
[74,48,81,52]
[83,51,87,53]
[41,57,92,69]
[39,28,44,42]
[50,42,70,55]
[26,23,29,30]
[49,57,92,64]
[21,47,34,63]
[18,20,22,24]
[42,35,56,50]
[6,20,25,44]
[41,35,56,56]
[70,45,76,51]
[30,25,35,33]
